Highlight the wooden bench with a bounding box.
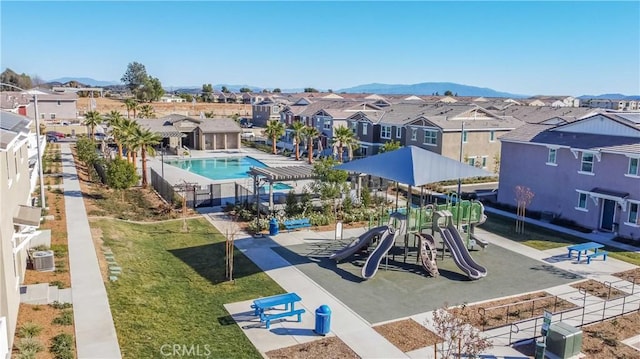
[283,218,311,232]
[251,292,305,329]
[586,251,608,264]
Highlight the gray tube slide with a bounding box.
[330,226,389,262]
[438,227,486,280]
[361,228,396,280]
[447,224,487,278]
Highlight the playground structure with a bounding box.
[331,198,488,281]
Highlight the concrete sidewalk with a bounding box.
[61,144,121,359]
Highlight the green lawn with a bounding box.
[93,218,283,358]
[482,214,640,266]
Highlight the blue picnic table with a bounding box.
[567,242,605,262]
[251,292,305,329]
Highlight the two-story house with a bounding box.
[0,112,43,354]
[498,112,640,239]
[22,89,78,123]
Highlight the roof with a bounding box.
[248,165,315,181]
[197,118,242,133]
[0,111,32,150]
[135,119,185,138]
[494,105,595,124]
[335,145,492,186]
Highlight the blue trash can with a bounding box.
[314,305,331,335]
[269,218,279,236]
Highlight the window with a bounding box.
[323,120,331,130]
[628,158,639,176]
[581,153,594,173]
[351,122,357,133]
[50,113,56,120]
[489,131,495,142]
[396,127,402,138]
[628,202,639,225]
[547,148,557,165]
[424,130,437,145]
[362,124,368,136]
[481,156,487,168]
[57,100,61,106]
[40,114,45,120]
[577,193,588,210]
[462,131,468,143]
[411,128,417,141]
[467,157,475,166]
[381,126,391,139]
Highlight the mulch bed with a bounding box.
[373,319,443,352]
[265,337,360,359]
[570,279,626,300]
[612,268,640,284]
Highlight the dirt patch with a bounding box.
[612,267,640,284]
[570,279,627,300]
[77,97,252,118]
[449,292,577,330]
[13,304,75,359]
[373,319,442,352]
[265,336,360,359]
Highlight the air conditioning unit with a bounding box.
[32,250,55,272]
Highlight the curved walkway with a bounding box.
[61,144,121,358]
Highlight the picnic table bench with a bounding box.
[567,242,605,262]
[283,218,311,232]
[251,292,305,329]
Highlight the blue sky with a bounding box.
[2,1,639,96]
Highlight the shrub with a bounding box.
[17,322,43,338]
[246,218,268,233]
[15,337,44,354]
[50,301,72,310]
[52,310,73,325]
[50,333,74,359]
[50,281,65,289]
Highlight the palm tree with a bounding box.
[84,111,102,140]
[264,120,286,155]
[289,121,305,160]
[129,127,161,188]
[332,125,358,163]
[139,104,155,119]
[108,114,126,159]
[301,126,320,164]
[112,118,138,160]
[123,98,138,119]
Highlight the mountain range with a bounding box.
[46,77,639,100]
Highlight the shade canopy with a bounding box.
[335,145,492,187]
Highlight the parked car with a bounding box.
[241,130,255,139]
[240,118,253,128]
[46,131,65,139]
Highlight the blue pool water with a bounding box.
[165,156,267,180]
[263,182,293,191]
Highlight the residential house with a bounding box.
[0,112,43,353]
[498,112,640,239]
[159,94,185,103]
[23,89,78,123]
[528,96,580,107]
[252,97,287,127]
[584,98,638,111]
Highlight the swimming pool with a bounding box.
[165,156,266,180]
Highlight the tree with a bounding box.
[0,68,33,90]
[381,140,401,153]
[332,125,358,163]
[201,83,213,102]
[112,118,137,159]
[264,120,286,155]
[121,62,148,96]
[76,137,99,165]
[289,121,305,160]
[514,186,534,234]
[138,104,156,119]
[221,86,230,93]
[123,98,138,119]
[272,88,281,93]
[129,127,161,188]
[301,126,320,164]
[239,87,251,93]
[431,303,492,358]
[304,88,318,93]
[84,111,102,140]
[106,158,139,201]
[138,76,164,102]
[444,90,453,96]
[107,114,124,158]
[310,157,349,216]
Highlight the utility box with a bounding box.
[546,322,582,359]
